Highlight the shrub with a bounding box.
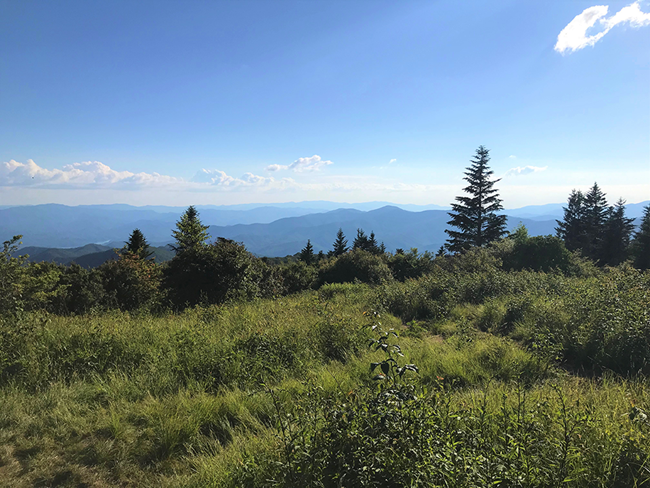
[386,248,435,281]
[164,239,266,309]
[50,264,110,315]
[317,249,393,286]
[278,260,316,294]
[99,253,162,311]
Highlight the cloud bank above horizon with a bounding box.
[555,1,650,54]
[265,155,333,173]
[0,158,441,195]
[1,157,646,208]
[504,165,548,177]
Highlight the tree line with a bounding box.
[1,145,648,317]
[441,145,648,268]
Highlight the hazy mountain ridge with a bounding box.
[18,244,174,268]
[202,206,560,257]
[3,201,646,258]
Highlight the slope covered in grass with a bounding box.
[0,267,649,486]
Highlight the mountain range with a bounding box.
[18,244,174,268]
[3,200,647,261]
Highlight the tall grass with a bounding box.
[0,267,649,486]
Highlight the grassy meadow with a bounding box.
[1,255,650,487]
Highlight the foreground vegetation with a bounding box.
[1,236,650,486]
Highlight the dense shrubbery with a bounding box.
[164,238,273,308]
[317,248,393,286]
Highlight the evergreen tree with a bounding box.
[122,228,154,260]
[630,204,650,270]
[556,190,588,253]
[368,231,380,254]
[445,146,507,252]
[600,199,635,266]
[332,228,348,256]
[583,183,609,260]
[171,205,210,254]
[299,239,315,265]
[353,229,369,251]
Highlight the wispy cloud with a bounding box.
[555,1,650,54]
[504,165,548,177]
[0,159,279,191]
[0,159,182,188]
[389,158,397,164]
[265,155,333,173]
[265,164,285,172]
[191,169,273,187]
[509,155,517,159]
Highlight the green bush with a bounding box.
[164,238,267,309]
[278,260,316,294]
[317,249,393,286]
[50,264,111,315]
[386,248,436,281]
[99,254,162,311]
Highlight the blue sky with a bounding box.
[1,0,648,207]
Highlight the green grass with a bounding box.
[1,271,649,486]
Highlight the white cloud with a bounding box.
[555,2,650,54]
[0,159,181,188]
[289,155,333,172]
[265,164,288,172]
[0,159,276,191]
[504,165,548,177]
[389,158,397,164]
[602,1,650,28]
[191,169,236,186]
[265,155,333,173]
[191,168,273,187]
[509,155,517,159]
[241,172,273,185]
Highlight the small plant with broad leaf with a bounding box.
[365,310,418,387]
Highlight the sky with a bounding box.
[1,0,649,208]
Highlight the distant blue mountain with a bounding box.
[2,200,646,256]
[195,206,567,257]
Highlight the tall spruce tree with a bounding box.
[353,229,369,250]
[123,228,154,260]
[299,239,315,265]
[171,205,210,254]
[556,190,588,252]
[600,199,635,266]
[630,204,650,270]
[368,231,380,254]
[583,182,609,260]
[445,146,507,252]
[332,228,348,256]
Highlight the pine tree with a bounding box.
[556,190,588,253]
[353,229,369,250]
[583,183,608,260]
[630,204,650,270]
[332,228,348,256]
[445,146,507,252]
[368,231,379,254]
[299,239,315,265]
[600,199,635,266]
[171,205,210,254]
[123,228,154,260]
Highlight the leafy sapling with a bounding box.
[365,310,418,387]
